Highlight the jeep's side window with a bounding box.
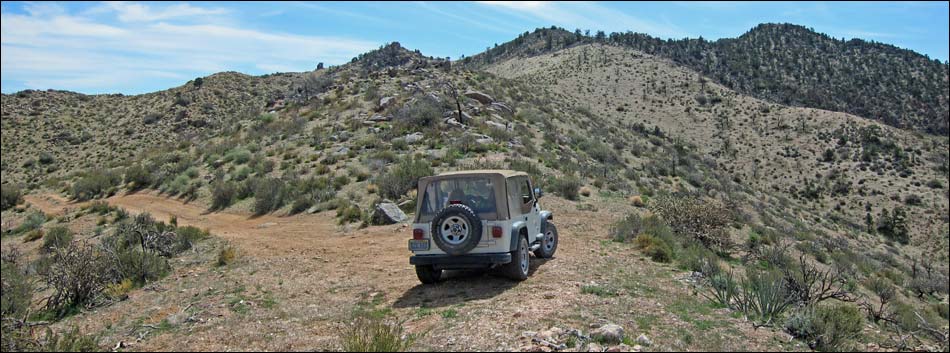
[507,178,523,216]
[519,178,534,214]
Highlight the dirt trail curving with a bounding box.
[18,191,790,351]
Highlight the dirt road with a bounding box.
[17,192,790,351]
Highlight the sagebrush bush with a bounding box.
[41,226,73,254]
[547,175,582,201]
[71,169,121,201]
[678,241,721,276]
[376,158,432,201]
[217,245,237,266]
[1,184,23,211]
[253,178,287,215]
[785,303,863,352]
[12,211,46,235]
[124,164,152,190]
[634,234,673,263]
[342,315,415,352]
[610,213,642,243]
[651,194,735,252]
[211,181,238,211]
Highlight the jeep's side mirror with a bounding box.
[534,187,543,198]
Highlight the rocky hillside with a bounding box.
[465,24,950,135]
[2,36,948,352]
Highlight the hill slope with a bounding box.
[466,24,950,135]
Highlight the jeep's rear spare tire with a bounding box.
[430,204,482,255]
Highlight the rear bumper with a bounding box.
[410,253,511,269]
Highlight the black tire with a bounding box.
[534,223,558,258]
[415,265,442,284]
[503,236,530,281]
[430,204,482,256]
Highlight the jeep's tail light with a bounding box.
[449,200,462,205]
[413,228,424,240]
[492,226,503,238]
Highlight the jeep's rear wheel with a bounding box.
[415,265,442,284]
[503,236,529,281]
[534,223,558,258]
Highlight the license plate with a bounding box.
[408,239,430,251]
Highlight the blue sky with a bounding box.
[2,1,947,95]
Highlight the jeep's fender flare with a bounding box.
[540,210,554,232]
[509,220,527,252]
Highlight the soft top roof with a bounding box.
[427,169,528,179]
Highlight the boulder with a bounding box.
[491,102,514,115]
[373,202,408,224]
[378,96,395,111]
[404,132,424,144]
[606,344,633,352]
[591,324,624,345]
[486,120,509,131]
[587,343,604,352]
[635,334,651,347]
[367,114,392,122]
[333,146,350,156]
[464,90,494,104]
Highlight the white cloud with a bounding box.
[1,2,377,94]
[104,2,230,23]
[476,1,687,38]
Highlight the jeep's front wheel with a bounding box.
[415,265,442,284]
[534,223,558,258]
[503,236,529,281]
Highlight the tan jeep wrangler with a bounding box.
[408,170,558,283]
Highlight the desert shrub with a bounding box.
[85,201,114,215]
[876,207,909,244]
[71,169,121,201]
[651,194,734,253]
[336,200,363,225]
[217,245,237,266]
[36,326,100,352]
[174,226,209,253]
[342,315,415,352]
[1,184,23,211]
[333,175,351,190]
[253,178,287,215]
[548,175,582,201]
[225,148,252,165]
[678,241,721,276]
[124,164,152,190]
[634,234,673,263]
[210,182,238,211]
[11,211,46,235]
[786,303,863,351]
[734,268,795,324]
[1,253,31,320]
[781,254,853,307]
[44,242,111,315]
[392,95,442,133]
[42,226,73,253]
[610,213,642,243]
[23,229,44,243]
[376,158,432,201]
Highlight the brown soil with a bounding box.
[15,192,795,351]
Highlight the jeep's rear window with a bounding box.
[417,177,499,223]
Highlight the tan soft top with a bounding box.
[430,169,528,179]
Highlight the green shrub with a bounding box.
[651,194,734,252]
[785,303,863,352]
[42,226,73,253]
[610,213,642,242]
[548,175,581,201]
[633,233,673,263]
[211,182,237,211]
[1,254,32,320]
[253,178,287,215]
[678,241,720,276]
[341,315,415,352]
[71,169,121,201]
[124,164,152,190]
[11,211,46,235]
[217,245,237,266]
[735,269,795,323]
[37,326,100,352]
[376,158,432,201]
[336,200,363,225]
[1,184,23,211]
